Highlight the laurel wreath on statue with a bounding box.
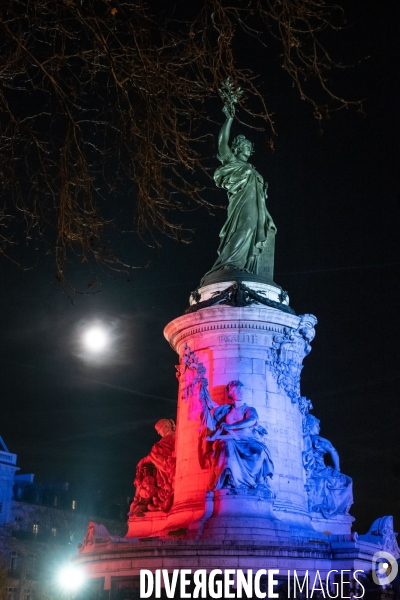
[219,77,244,118]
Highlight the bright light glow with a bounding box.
[83,326,108,352]
[58,565,84,591]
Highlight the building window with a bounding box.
[26,554,37,579]
[32,523,39,534]
[111,577,141,599]
[24,589,35,600]
[72,500,76,510]
[51,527,57,536]
[9,551,21,573]
[6,588,17,600]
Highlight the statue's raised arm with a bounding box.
[217,78,241,162]
[217,106,234,162]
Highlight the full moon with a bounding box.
[83,326,108,352]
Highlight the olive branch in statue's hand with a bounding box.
[219,77,244,118]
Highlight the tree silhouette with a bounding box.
[0,0,359,279]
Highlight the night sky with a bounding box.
[1,0,399,535]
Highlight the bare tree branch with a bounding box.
[0,0,359,280]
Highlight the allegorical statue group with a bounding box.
[130,379,352,520]
[129,81,352,522]
[200,380,274,491]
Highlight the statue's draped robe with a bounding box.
[207,156,271,274]
[210,404,274,490]
[147,433,175,492]
[130,433,176,514]
[307,436,353,518]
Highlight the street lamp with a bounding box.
[58,565,85,598]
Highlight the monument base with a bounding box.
[125,512,168,539]
[211,488,276,517]
[74,516,400,599]
[310,512,355,535]
[199,489,291,542]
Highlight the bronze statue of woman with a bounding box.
[204,94,276,281]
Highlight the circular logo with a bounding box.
[371,551,398,586]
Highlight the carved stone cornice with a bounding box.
[164,305,301,351]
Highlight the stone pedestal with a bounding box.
[163,283,319,536]
[200,489,292,543]
[212,489,275,519]
[73,280,399,599]
[310,512,355,535]
[74,532,399,599]
[123,281,354,540]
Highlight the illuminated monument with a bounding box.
[75,83,399,597]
